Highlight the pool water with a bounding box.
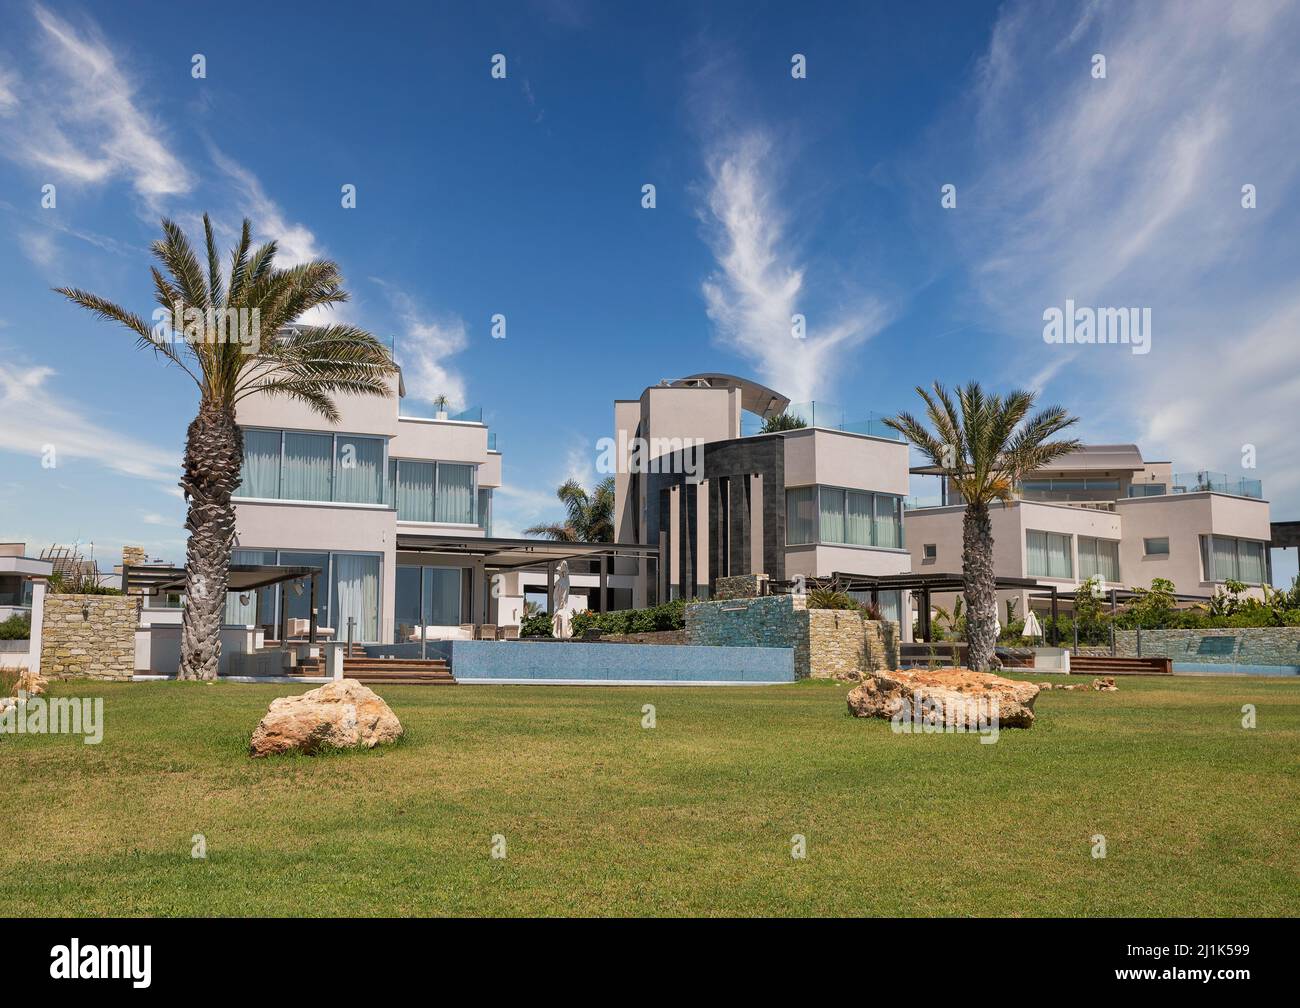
[1173,662,1300,677]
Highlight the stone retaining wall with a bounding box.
[686,593,899,679]
[595,630,687,645]
[40,594,137,680]
[1077,627,1300,666]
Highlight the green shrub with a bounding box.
[520,612,554,638]
[569,598,687,638]
[0,614,31,640]
[806,588,857,610]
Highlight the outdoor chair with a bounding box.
[500,626,520,640]
[477,624,498,641]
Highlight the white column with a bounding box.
[29,577,48,674]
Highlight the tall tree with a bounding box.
[885,382,1079,671]
[524,477,616,542]
[57,216,395,680]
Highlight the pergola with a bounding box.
[806,570,1064,644]
[394,534,660,619]
[125,563,326,643]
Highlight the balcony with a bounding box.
[1170,471,1262,499]
[742,401,902,441]
[398,402,486,423]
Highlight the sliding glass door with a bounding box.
[332,553,380,641]
[395,564,463,635]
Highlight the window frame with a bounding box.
[784,484,906,550]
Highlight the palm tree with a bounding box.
[760,412,807,432]
[56,216,394,680]
[884,382,1079,671]
[524,477,615,542]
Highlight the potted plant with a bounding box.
[433,394,449,420]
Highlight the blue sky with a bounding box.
[1,0,1298,584]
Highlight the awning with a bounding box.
[125,564,323,595]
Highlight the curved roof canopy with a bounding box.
[675,373,790,418]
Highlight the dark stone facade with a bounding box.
[645,434,786,599]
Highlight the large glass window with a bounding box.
[393,461,436,521]
[819,488,846,545]
[1079,536,1119,583]
[236,430,282,498]
[279,551,330,627]
[787,486,904,548]
[224,548,277,625]
[332,553,380,642]
[1201,535,1269,584]
[873,494,901,548]
[333,436,384,504]
[237,428,392,506]
[478,489,493,535]
[1026,530,1073,578]
[281,433,334,502]
[436,463,476,524]
[786,487,817,544]
[395,564,463,636]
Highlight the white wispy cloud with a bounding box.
[698,131,890,403]
[19,229,57,269]
[207,146,324,267]
[0,5,192,206]
[371,280,468,409]
[956,0,1300,507]
[0,361,179,492]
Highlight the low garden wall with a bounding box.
[1079,627,1300,667]
[40,594,136,680]
[686,593,899,679]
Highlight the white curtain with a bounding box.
[334,436,384,504]
[1239,540,1264,584]
[236,429,281,498]
[436,463,475,523]
[873,494,900,548]
[845,491,872,546]
[1212,536,1237,581]
[1026,530,1048,577]
[819,487,846,544]
[333,554,379,641]
[1047,532,1072,578]
[396,461,436,521]
[282,433,333,501]
[786,487,817,544]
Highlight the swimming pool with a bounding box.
[1173,662,1300,677]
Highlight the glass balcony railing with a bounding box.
[1171,472,1262,499]
[487,433,498,452]
[742,401,902,441]
[398,401,485,424]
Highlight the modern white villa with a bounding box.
[612,375,912,626]
[905,444,1274,620]
[83,363,1281,666]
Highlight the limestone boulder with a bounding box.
[250,678,403,757]
[847,667,1041,728]
[15,669,48,697]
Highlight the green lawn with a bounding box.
[2,675,1297,916]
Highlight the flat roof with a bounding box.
[395,534,659,570]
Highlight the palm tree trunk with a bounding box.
[962,501,997,672]
[178,400,244,681]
